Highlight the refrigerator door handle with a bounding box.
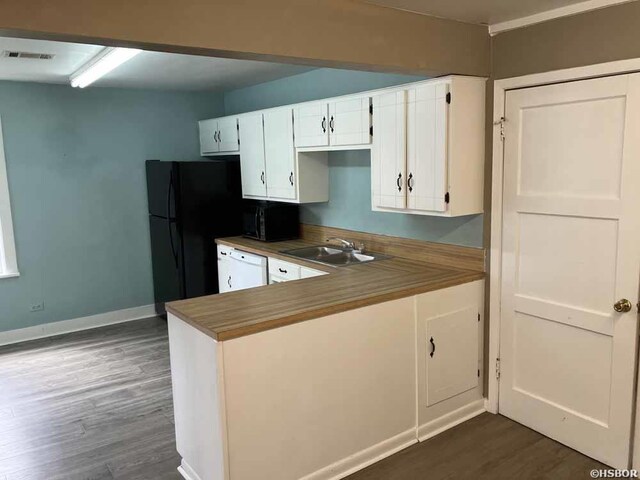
[167,170,179,269]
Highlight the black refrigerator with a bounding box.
[146,159,242,315]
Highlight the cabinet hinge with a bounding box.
[477,369,480,378]
[478,313,481,322]
[446,92,451,104]
[369,104,373,115]
[494,117,506,141]
[444,192,450,204]
[369,126,373,136]
[495,358,501,381]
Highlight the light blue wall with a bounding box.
[0,81,224,333]
[223,68,483,247]
[224,68,426,115]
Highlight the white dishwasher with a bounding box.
[228,250,268,292]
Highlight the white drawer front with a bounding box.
[268,258,301,282]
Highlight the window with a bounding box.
[0,116,18,278]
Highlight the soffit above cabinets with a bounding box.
[362,0,632,25]
[0,37,314,91]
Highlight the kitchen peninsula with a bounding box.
[166,225,485,480]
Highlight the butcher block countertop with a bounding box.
[166,225,485,342]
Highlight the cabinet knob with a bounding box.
[407,173,414,193]
[261,171,265,184]
[217,131,221,143]
[330,116,335,133]
[614,299,632,313]
[396,173,402,192]
[279,268,287,274]
[214,131,218,142]
[430,337,436,358]
[228,276,232,288]
[289,172,294,186]
[321,116,327,133]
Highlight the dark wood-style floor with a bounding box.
[0,317,180,480]
[0,317,606,480]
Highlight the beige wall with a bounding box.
[492,1,640,79]
[0,0,490,77]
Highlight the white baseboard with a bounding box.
[0,304,157,346]
[301,428,417,480]
[417,399,486,442]
[178,460,203,480]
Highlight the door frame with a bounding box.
[488,57,640,416]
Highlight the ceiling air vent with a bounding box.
[2,51,55,60]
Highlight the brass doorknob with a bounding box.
[614,299,633,313]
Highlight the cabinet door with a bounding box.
[199,119,219,154]
[371,91,407,209]
[217,116,240,153]
[294,102,329,148]
[407,84,448,212]
[264,108,297,200]
[426,306,478,406]
[329,97,371,146]
[238,114,267,198]
[217,245,233,293]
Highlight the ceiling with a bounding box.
[0,37,314,91]
[363,0,627,25]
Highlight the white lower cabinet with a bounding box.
[170,278,486,480]
[268,257,326,284]
[216,245,233,293]
[416,280,484,440]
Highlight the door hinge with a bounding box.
[370,126,373,136]
[495,358,501,381]
[446,92,451,104]
[494,117,505,141]
[444,192,450,204]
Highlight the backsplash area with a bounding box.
[300,150,483,248]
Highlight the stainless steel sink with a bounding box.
[280,246,389,267]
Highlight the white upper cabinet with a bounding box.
[294,96,371,149]
[328,97,372,146]
[406,83,448,213]
[294,102,329,148]
[199,116,239,155]
[372,76,486,217]
[371,90,407,209]
[264,108,297,200]
[238,114,267,198]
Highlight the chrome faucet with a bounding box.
[326,237,364,253]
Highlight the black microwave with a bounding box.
[242,201,300,242]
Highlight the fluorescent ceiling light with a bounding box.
[70,47,141,88]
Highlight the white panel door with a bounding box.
[264,108,296,200]
[329,97,371,146]
[199,119,219,154]
[238,114,267,198]
[500,74,640,468]
[407,84,448,212]
[372,90,406,209]
[293,102,329,148]
[217,116,239,153]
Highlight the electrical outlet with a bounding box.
[29,302,44,312]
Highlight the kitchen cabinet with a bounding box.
[217,245,234,293]
[294,96,371,148]
[268,257,327,283]
[238,114,267,198]
[372,76,486,217]
[416,280,484,440]
[268,257,301,284]
[239,109,329,204]
[199,116,240,155]
[263,108,296,200]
